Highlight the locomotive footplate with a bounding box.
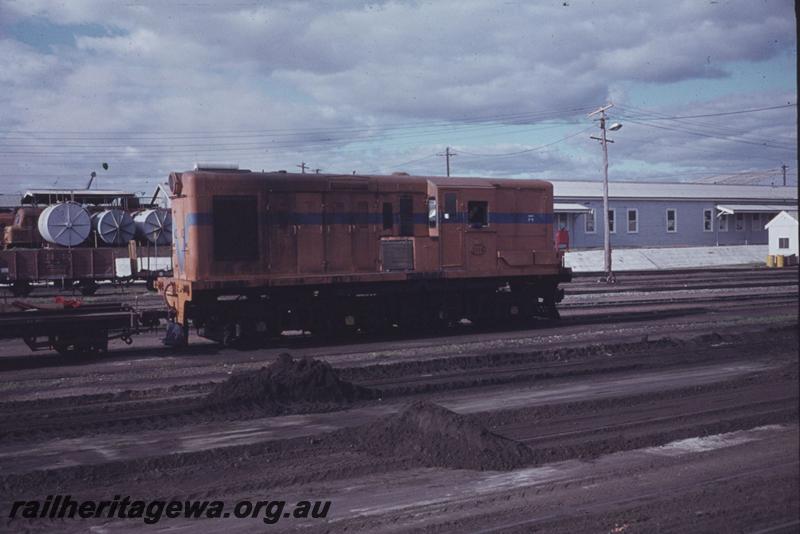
[0,303,166,354]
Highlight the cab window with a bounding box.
[467,200,488,228]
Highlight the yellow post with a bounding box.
[766,255,775,268]
[776,255,785,268]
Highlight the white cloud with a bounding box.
[0,0,795,192]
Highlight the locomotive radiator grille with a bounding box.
[381,239,414,271]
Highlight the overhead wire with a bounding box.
[614,103,796,150]
[455,126,594,158]
[0,102,795,180]
[0,105,596,139]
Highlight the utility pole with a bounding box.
[297,162,308,174]
[781,164,787,186]
[588,104,621,284]
[437,146,457,176]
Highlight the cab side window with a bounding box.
[467,200,488,228]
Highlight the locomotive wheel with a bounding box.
[79,281,99,296]
[11,281,32,297]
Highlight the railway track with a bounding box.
[0,267,792,362]
[0,325,794,441]
[0,267,796,534]
[470,458,800,534]
[1,354,794,531]
[0,286,794,380]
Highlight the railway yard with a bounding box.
[0,266,797,533]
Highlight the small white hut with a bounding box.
[765,210,798,257]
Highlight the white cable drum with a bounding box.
[37,201,91,247]
[134,208,172,245]
[92,209,135,246]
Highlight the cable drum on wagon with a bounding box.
[37,201,92,247]
[134,209,172,245]
[92,209,135,246]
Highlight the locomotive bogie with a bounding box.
[179,277,563,347]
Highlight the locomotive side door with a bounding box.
[440,190,464,268]
[323,192,353,272]
[267,193,297,274]
[295,192,325,274]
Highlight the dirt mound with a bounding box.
[205,353,376,414]
[353,401,533,470]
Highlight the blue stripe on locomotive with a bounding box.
[185,212,552,226]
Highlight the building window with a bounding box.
[627,209,638,233]
[703,209,713,232]
[607,209,615,233]
[779,237,789,249]
[556,212,568,229]
[666,209,677,232]
[382,202,393,230]
[213,196,259,261]
[585,209,596,233]
[735,213,744,231]
[719,215,728,232]
[467,200,488,228]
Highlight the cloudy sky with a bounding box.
[0,0,796,196]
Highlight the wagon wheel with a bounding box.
[79,281,99,296]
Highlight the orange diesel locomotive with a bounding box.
[159,167,570,346]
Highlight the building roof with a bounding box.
[21,189,137,205]
[554,202,592,213]
[765,210,799,229]
[716,204,795,214]
[551,180,797,202]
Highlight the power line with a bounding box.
[0,106,597,138]
[615,103,796,149]
[457,126,594,158]
[616,103,795,121]
[0,121,589,156]
[364,153,439,174]
[623,118,796,151]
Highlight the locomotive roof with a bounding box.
[180,169,552,191]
